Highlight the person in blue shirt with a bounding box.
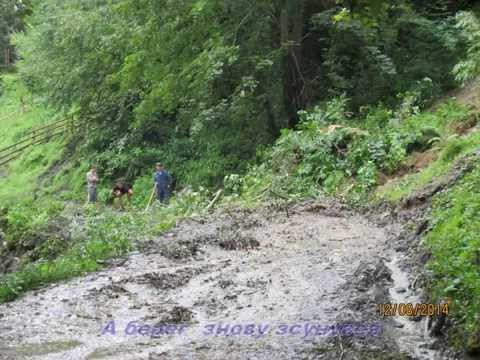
[154,162,172,204]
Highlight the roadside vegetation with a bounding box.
[426,164,480,351]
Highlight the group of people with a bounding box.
[86,163,173,209]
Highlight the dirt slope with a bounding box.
[433,77,480,112]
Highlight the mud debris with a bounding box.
[352,260,393,292]
[217,232,260,251]
[133,269,196,290]
[150,304,194,326]
[0,200,466,359]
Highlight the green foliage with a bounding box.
[0,209,134,302]
[312,4,462,110]
[9,0,467,188]
[231,95,473,207]
[226,98,391,201]
[376,102,475,202]
[3,200,63,245]
[426,162,480,348]
[440,136,465,161]
[391,14,461,95]
[12,0,285,187]
[413,0,475,19]
[0,3,478,352]
[0,74,65,204]
[453,11,480,84]
[0,0,31,66]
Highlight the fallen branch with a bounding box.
[252,185,271,200]
[269,189,290,200]
[206,189,224,211]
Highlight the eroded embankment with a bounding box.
[0,201,459,359]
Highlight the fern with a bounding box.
[453,11,480,84]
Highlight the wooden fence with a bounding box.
[0,118,75,167]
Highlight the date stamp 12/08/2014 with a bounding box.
[377,303,450,317]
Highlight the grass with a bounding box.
[0,74,57,148]
[425,162,480,350]
[0,182,214,303]
[0,209,133,302]
[0,73,65,204]
[0,201,183,303]
[376,130,480,202]
[376,105,479,202]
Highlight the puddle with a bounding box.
[85,344,141,360]
[0,340,82,357]
[386,254,441,359]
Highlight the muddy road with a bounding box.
[0,201,456,359]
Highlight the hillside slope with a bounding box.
[1,76,480,359]
[0,74,65,204]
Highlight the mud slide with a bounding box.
[0,201,457,359]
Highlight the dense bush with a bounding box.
[453,11,480,84]
[227,96,471,203]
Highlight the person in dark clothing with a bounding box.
[154,163,172,204]
[112,181,133,210]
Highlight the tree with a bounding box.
[0,0,31,66]
[11,0,466,186]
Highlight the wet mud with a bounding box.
[0,201,463,359]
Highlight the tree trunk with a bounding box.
[281,0,306,129]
